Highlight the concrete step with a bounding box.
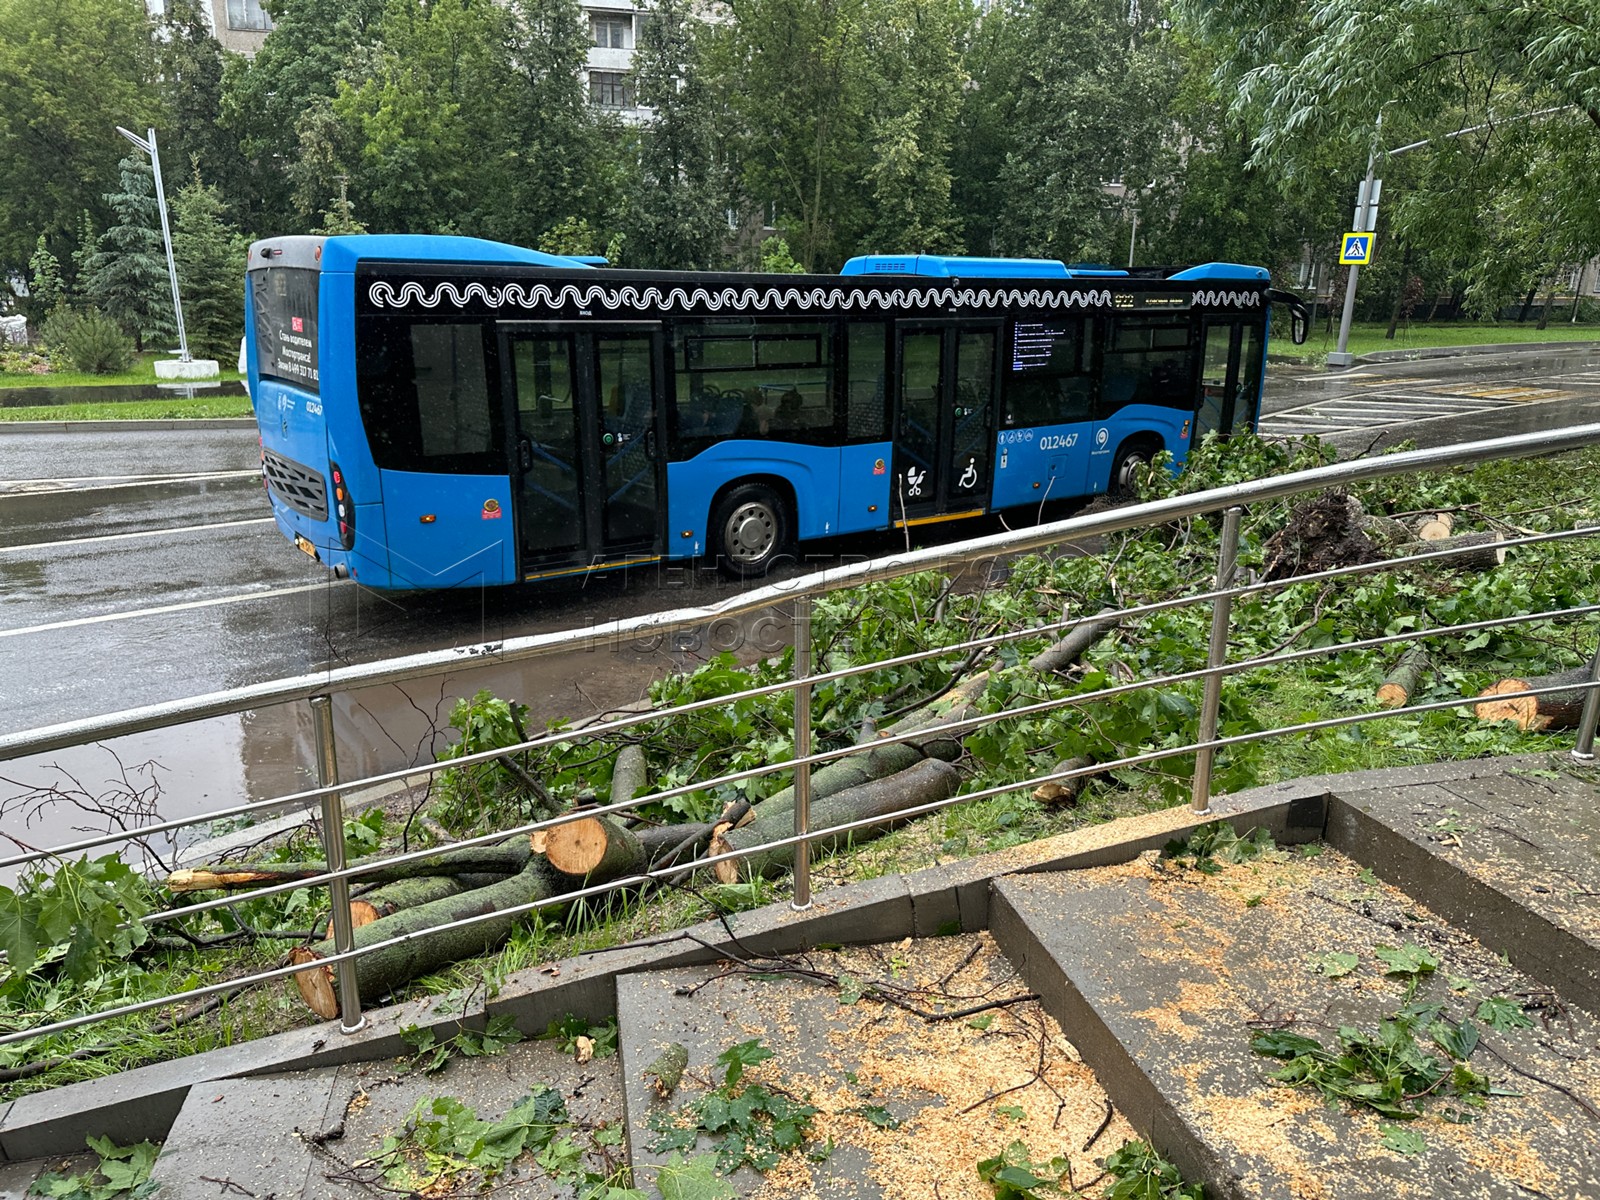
[148,1036,624,1198]
[1327,764,1600,1015]
[614,933,1139,1197]
[992,846,1600,1200]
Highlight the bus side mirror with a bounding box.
[1267,290,1311,345]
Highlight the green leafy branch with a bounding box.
[646,1039,820,1173]
[399,1013,524,1075]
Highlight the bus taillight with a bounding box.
[331,461,355,550]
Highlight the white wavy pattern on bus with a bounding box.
[367,279,1263,313]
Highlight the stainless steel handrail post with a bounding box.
[792,594,813,910]
[1193,507,1244,813]
[310,695,366,1033]
[1570,643,1600,761]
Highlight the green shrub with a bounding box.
[38,306,80,357]
[63,309,133,374]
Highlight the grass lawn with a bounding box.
[0,395,254,421]
[0,352,244,391]
[1280,319,1600,364]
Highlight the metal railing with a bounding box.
[5,422,1600,1045]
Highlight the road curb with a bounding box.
[0,418,256,433]
[1349,339,1600,366]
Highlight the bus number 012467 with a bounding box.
[1038,433,1079,450]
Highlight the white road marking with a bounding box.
[0,470,258,496]
[0,581,340,639]
[0,517,274,555]
[8,470,256,485]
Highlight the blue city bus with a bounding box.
[244,235,1307,589]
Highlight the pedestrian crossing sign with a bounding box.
[1340,233,1373,265]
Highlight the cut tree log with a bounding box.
[289,859,561,1019]
[1475,667,1594,731]
[544,814,644,882]
[166,837,532,893]
[611,744,647,806]
[1421,531,1506,571]
[1031,756,1098,804]
[635,821,713,864]
[1028,610,1120,674]
[1415,512,1455,541]
[644,1042,689,1099]
[710,758,961,883]
[326,873,509,938]
[734,739,932,827]
[1377,647,1431,708]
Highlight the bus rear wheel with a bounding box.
[1110,440,1157,499]
[711,483,790,578]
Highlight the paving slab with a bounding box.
[0,1152,94,1199]
[993,847,1600,1200]
[1327,760,1600,1014]
[617,933,1138,1199]
[149,1037,624,1198]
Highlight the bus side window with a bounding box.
[1101,319,1192,416]
[356,318,502,473]
[672,320,837,454]
[845,322,888,442]
[1003,317,1092,427]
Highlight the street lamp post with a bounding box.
[115,125,189,364]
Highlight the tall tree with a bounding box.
[1132,34,1343,275]
[499,0,624,248]
[627,0,728,268]
[710,0,873,271]
[219,0,387,236]
[0,0,160,277]
[982,0,1179,261]
[84,155,176,352]
[153,0,228,187]
[857,0,969,255]
[334,0,518,235]
[172,173,247,360]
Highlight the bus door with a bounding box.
[892,322,1000,524]
[502,324,666,576]
[1195,317,1264,439]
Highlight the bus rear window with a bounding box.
[252,267,320,392]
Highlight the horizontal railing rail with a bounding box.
[5,420,1600,1044]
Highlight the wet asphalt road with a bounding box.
[4,345,1600,854]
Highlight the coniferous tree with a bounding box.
[173,174,248,361]
[85,155,176,353]
[71,213,98,305]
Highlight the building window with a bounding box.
[589,70,635,109]
[227,0,273,30]
[591,15,633,49]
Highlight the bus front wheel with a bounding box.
[1110,440,1157,499]
[711,483,790,578]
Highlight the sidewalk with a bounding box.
[3,752,1597,1197]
